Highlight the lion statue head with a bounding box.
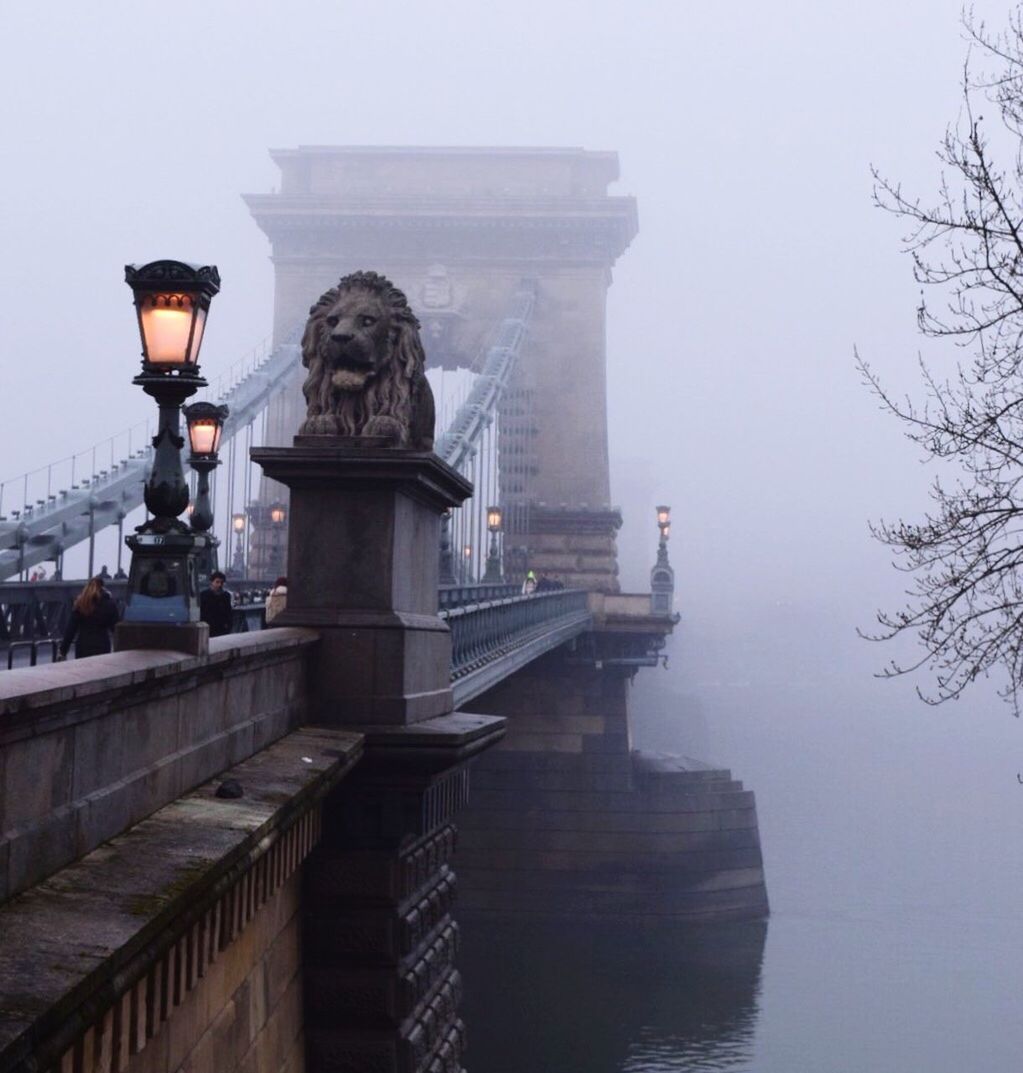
[298,270,435,449]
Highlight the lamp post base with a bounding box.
[114,621,210,657]
[122,530,210,624]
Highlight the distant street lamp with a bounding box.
[230,513,247,577]
[651,503,675,616]
[184,400,229,587]
[269,501,287,576]
[121,260,220,624]
[656,504,671,539]
[438,508,456,586]
[483,505,503,583]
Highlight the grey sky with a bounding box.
[0,0,1005,648]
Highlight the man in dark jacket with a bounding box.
[199,571,234,637]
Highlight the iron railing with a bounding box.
[0,341,301,581]
[440,588,591,684]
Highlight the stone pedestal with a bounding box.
[251,437,505,1073]
[303,716,501,1073]
[251,439,473,726]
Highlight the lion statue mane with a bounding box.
[298,270,435,450]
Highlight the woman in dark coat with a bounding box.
[59,577,119,659]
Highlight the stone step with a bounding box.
[631,751,732,781]
[454,844,765,876]
[466,766,744,793]
[463,787,756,814]
[456,805,760,835]
[472,750,635,775]
[457,881,770,922]
[456,864,767,896]
[456,824,763,855]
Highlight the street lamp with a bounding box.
[438,507,456,586]
[231,513,246,577]
[184,400,229,587]
[656,504,671,539]
[651,503,675,616]
[483,504,503,583]
[269,501,287,576]
[121,260,220,625]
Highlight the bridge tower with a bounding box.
[244,146,637,589]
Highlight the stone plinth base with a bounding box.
[251,440,472,726]
[454,653,769,921]
[302,713,504,1073]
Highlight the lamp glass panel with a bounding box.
[656,506,671,526]
[270,506,285,524]
[188,419,219,456]
[487,507,502,531]
[189,306,208,364]
[141,294,196,365]
[232,514,245,532]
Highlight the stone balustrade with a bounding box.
[0,629,318,904]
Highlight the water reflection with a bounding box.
[459,916,767,1072]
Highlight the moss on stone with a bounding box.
[125,860,213,919]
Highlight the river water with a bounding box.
[458,604,1023,1072]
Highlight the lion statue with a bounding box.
[298,270,435,449]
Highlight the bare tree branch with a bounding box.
[865,7,1023,713]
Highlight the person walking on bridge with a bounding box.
[265,576,288,624]
[58,577,119,660]
[200,571,234,638]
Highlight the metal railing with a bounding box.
[6,639,58,670]
[0,339,300,581]
[1,582,594,698]
[441,588,591,687]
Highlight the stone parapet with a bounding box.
[0,629,318,903]
[251,443,471,727]
[0,726,362,1073]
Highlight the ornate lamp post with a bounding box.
[482,505,503,583]
[651,504,675,615]
[121,260,220,627]
[656,504,670,536]
[183,400,229,588]
[230,513,247,577]
[438,508,456,586]
[269,501,287,577]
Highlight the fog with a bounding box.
[3,2,1023,1068]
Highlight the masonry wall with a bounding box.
[127,874,304,1073]
[456,652,769,921]
[0,629,318,903]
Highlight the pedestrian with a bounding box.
[199,570,234,638]
[58,576,119,660]
[522,570,537,595]
[265,576,288,624]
